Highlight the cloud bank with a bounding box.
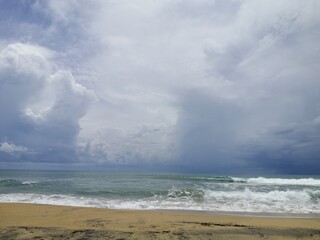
[0,0,319,174]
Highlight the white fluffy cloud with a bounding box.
[0,43,95,163]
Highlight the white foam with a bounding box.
[1,188,319,214]
[22,181,38,185]
[0,193,93,207]
[204,188,320,213]
[231,177,320,186]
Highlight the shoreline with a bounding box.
[1,203,320,239]
[152,208,320,219]
[1,201,320,219]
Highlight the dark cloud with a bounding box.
[174,88,320,174]
[244,118,320,174]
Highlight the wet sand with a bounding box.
[0,203,319,239]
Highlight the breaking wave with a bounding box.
[152,175,320,186]
[1,188,319,214]
[1,172,319,214]
[233,177,320,186]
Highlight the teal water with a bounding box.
[0,170,319,214]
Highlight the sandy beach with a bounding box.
[0,203,319,239]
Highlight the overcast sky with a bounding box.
[0,0,319,174]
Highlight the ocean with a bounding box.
[0,170,319,215]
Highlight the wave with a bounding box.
[1,188,319,214]
[0,193,99,207]
[153,175,244,183]
[206,188,320,202]
[233,177,320,186]
[0,179,22,186]
[204,188,320,213]
[0,179,39,187]
[4,175,314,187]
[165,187,205,202]
[153,175,320,186]
[1,172,319,214]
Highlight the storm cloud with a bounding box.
[0,0,319,173]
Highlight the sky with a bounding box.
[0,0,319,174]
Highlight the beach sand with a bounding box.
[0,203,319,239]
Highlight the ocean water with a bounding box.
[0,170,319,215]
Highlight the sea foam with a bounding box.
[0,171,319,214]
[1,187,319,214]
[231,177,320,186]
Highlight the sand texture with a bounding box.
[1,203,319,239]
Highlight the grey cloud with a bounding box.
[1,1,319,173]
[79,124,176,166]
[175,89,320,174]
[174,0,320,173]
[78,0,320,173]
